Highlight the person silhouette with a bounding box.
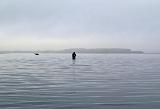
[72,52,76,60]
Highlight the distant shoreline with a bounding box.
[0,48,147,54]
[0,52,160,55]
[1,48,159,54]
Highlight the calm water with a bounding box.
[0,53,160,109]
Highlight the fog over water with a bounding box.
[0,0,160,52]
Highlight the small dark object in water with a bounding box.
[72,52,76,60]
[34,53,39,55]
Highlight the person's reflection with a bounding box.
[72,59,76,65]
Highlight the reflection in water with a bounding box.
[72,59,76,65]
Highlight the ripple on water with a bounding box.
[0,54,160,108]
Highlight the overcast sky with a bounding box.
[0,0,160,52]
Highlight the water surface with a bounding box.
[0,54,160,109]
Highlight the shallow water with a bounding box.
[0,53,160,109]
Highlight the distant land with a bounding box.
[59,48,144,54]
[0,48,144,54]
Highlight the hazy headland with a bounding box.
[0,48,144,54]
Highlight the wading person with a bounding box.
[72,52,76,60]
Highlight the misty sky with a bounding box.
[0,0,160,52]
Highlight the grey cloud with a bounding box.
[0,0,160,51]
